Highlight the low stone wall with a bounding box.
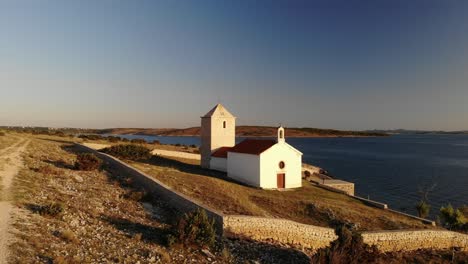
[151,149,201,160]
[362,230,468,252]
[224,215,337,249]
[323,180,355,196]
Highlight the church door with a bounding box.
[277,173,285,188]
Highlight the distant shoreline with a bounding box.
[98,126,390,138]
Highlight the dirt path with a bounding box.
[0,138,30,264]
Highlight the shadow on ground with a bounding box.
[101,215,171,246]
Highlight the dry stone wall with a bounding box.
[223,215,337,249]
[151,149,201,160]
[362,230,468,252]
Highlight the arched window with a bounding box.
[223,121,226,129]
[279,130,283,139]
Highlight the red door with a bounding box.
[277,173,285,188]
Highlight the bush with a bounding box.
[416,201,431,219]
[130,138,147,144]
[38,202,64,217]
[439,204,467,230]
[170,209,216,249]
[78,134,104,141]
[75,153,102,171]
[151,140,161,145]
[101,144,152,160]
[0,131,5,136]
[311,225,379,264]
[107,136,121,143]
[123,190,148,202]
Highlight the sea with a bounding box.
[109,133,468,218]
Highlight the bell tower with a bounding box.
[200,104,236,168]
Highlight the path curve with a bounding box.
[0,138,30,264]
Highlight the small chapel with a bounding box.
[200,104,303,189]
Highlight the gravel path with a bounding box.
[0,138,29,264]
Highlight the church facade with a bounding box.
[200,104,303,189]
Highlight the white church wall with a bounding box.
[210,157,227,172]
[260,143,302,189]
[227,152,261,187]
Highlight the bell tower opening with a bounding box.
[277,126,285,143]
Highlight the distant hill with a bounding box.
[367,129,468,135]
[97,126,389,138]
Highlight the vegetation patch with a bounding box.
[168,209,217,249]
[75,153,102,171]
[130,138,147,144]
[439,204,467,232]
[101,144,152,161]
[0,131,6,136]
[32,202,65,217]
[312,225,379,264]
[78,134,104,141]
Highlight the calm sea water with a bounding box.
[113,134,468,218]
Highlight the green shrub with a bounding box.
[107,136,121,143]
[101,144,151,160]
[130,138,147,144]
[171,209,216,249]
[416,201,431,219]
[123,190,148,202]
[75,153,102,171]
[439,204,467,230]
[38,202,64,217]
[311,225,379,264]
[78,134,104,140]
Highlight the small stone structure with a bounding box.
[302,164,355,196]
[77,143,468,252]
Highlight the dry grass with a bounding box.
[129,155,436,231]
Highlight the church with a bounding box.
[200,104,303,189]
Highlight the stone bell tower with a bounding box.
[200,104,236,168]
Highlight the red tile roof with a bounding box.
[211,147,232,158]
[228,139,277,155]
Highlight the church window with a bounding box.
[279,130,284,139]
[279,161,285,169]
[223,121,226,129]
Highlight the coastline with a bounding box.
[118,133,389,139]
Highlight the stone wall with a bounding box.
[151,149,201,160]
[323,180,355,196]
[362,230,468,252]
[223,215,337,249]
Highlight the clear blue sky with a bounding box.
[1,0,467,130]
